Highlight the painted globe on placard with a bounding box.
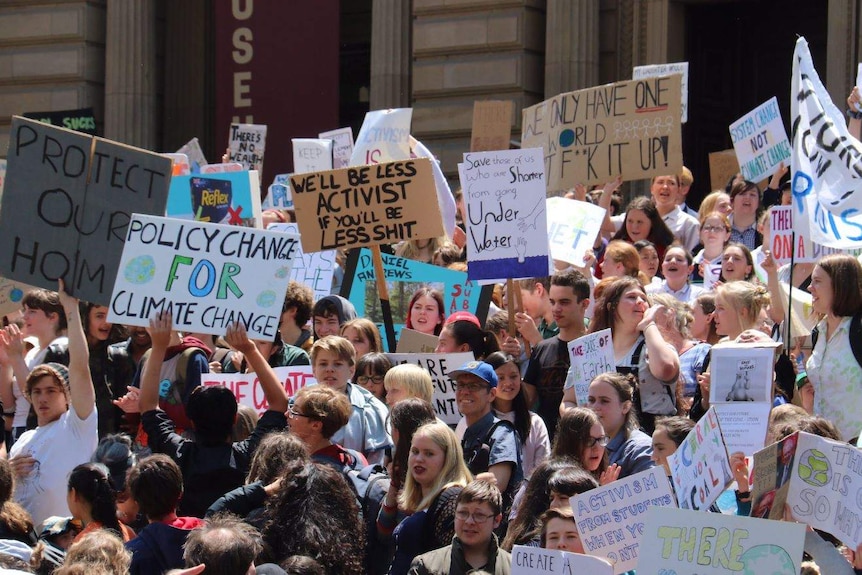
[256,290,277,308]
[123,255,156,285]
[797,449,831,487]
[740,544,795,575]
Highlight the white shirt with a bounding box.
[662,206,701,252]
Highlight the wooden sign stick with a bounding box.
[506,279,517,337]
[371,245,397,351]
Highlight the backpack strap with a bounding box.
[811,312,862,368]
[630,338,647,369]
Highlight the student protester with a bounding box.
[728,180,762,250]
[312,295,357,340]
[354,352,392,402]
[0,458,36,547]
[634,240,661,286]
[718,242,756,283]
[67,463,135,542]
[509,277,559,351]
[691,292,720,345]
[648,174,701,252]
[551,408,619,485]
[677,166,698,218]
[600,241,643,281]
[692,212,731,283]
[384,363,434,408]
[280,281,314,352]
[608,196,676,261]
[405,288,446,337]
[539,507,583,553]
[91,434,144,533]
[220,330,309,373]
[7,280,96,527]
[136,313,289,518]
[341,319,384,361]
[435,316,500,360]
[125,454,204,575]
[697,190,733,222]
[309,336,391,464]
[182,513,265,575]
[408,480,512,575]
[523,269,591,438]
[648,244,704,304]
[452,361,523,524]
[58,530,132,575]
[289,384,368,468]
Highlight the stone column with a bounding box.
[545,0,599,98]
[104,0,158,149]
[370,0,411,109]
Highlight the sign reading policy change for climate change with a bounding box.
[108,214,299,339]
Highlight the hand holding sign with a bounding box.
[225,322,255,355]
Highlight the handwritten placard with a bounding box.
[203,366,316,416]
[22,107,97,135]
[521,76,683,190]
[713,403,771,457]
[350,108,412,166]
[0,277,33,317]
[668,407,732,510]
[176,137,208,173]
[471,100,513,152]
[340,248,492,352]
[632,63,689,122]
[571,468,675,574]
[0,117,172,304]
[511,546,612,575]
[709,343,776,405]
[637,506,805,574]
[384,352,473,424]
[267,223,335,302]
[263,173,293,210]
[566,329,613,407]
[290,158,442,253]
[108,214,299,339]
[729,98,790,182]
[166,172,262,228]
[228,123,267,172]
[459,148,550,281]
[546,197,606,265]
[319,127,355,169]
[292,138,333,174]
[395,328,439,353]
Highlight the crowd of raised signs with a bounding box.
[6,91,862,575]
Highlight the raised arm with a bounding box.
[225,324,288,413]
[57,280,95,420]
[139,311,172,414]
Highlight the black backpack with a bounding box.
[810,312,862,367]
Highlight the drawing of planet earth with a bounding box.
[797,449,831,487]
[257,290,277,308]
[740,544,795,574]
[275,266,290,279]
[123,255,156,285]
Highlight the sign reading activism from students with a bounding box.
[385,352,474,424]
[632,62,689,122]
[668,407,733,511]
[292,138,333,174]
[511,545,613,575]
[637,506,805,574]
[729,97,791,183]
[166,172,262,228]
[319,127,355,169]
[203,366,316,416]
[566,329,614,407]
[290,158,442,253]
[0,117,172,304]
[571,468,675,574]
[267,222,335,302]
[228,123,267,173]
[792,37,862,248]
[546,197,606,265]
[341,248,493,351]
[459,148,550,281]
[753,431,862,547]
[521,76,683,190]
[108,214,299,339]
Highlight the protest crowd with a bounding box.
[3,35,862,575]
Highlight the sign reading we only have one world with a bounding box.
[459,148,551,281]
[521,75,683,190]
[290,158,442,253]
[0,117,172,305]
[108,215,299,340]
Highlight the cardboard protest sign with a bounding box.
[471,100,513,152]
[202,366,316,416]
[0,277,33,317]
[459,148,550,281]
[263,173,293,210]
[546,197,606,265]
[637,506,805,574]
[753,431,862,547]
[176,137,208,173]
[565,329,613,407]
[290,158,443,253]
[319,127,355,169]
[571,468,675,574]
[228,123,267,172]
[395,328,439,353]
[668,407,733,510]
[708,149,740,193]
[632,63,689,122]
[0,117,172,304]
[521,76,683,190]
[385,352,473,424]
[292,139,333,174]
[22,107,97,135]
[267,223,335,302]
[340,249,493,351]
[511,545,613,575]
[200,163,244,174]
[108,214,299,340]
[166,172,262,228]
[350,108,412,166]
[729,97,791,183]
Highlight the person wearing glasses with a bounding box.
[692,211,731,284]
[408,479,511,575]
[289,384,368,469]
[354,353,392,402]
[550,407,619,485]
[452,361,523,529]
